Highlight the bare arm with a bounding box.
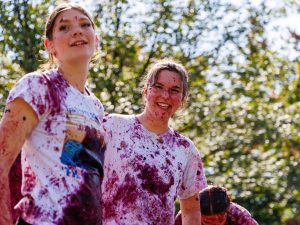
[180,194,201,225]
[0,98,38,225]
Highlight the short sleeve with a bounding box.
[7,73,51,119]
[229,202,259,225]
[177,142,207,199]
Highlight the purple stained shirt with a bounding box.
[101,114,207,225]
[7,69,104,224]
[228,202,259,225]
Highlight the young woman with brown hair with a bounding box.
[0,3,104,225]
[101,59,207,225]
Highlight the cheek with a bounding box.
[145,91,156,103]
[172,96,183,106]
[52,37,66,49]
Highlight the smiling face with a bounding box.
[45,8,98,64]
[143,69,183,123]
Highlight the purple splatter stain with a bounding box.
[38,188,49,199]
[40,70,68,132]
[56,125,105,224]
[61,177,69,190]
[23,166,36,192]
[177,139,190,148]
[117,140,128,152]
[172,131,190,148]
[43,71,68,114]
[157,137,164,144]
[103,173,138,220]
[180,183,187,191]
[82,126,106,176]
[49,176,60,188]
[103,170,119,191]
[137,164,174,197]
[131,119,144,139]
[57,171,103,225]
[23,199,45,223]
[129,155,175,211]
[9,154,22,223]
[165,158,172,166]
[120,141,128,148]
[13,194,46,221]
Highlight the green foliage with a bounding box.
[1,0,299,224]
[0,0,51,73]
[0,0,53,112]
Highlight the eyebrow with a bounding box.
[153,81,181,89]
[59,17,90,23]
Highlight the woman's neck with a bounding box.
[137,112,169,135]
[58,62,89,93]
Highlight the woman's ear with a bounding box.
[95,34,99,50]
[44,38,50,51]
[44,38,55,54]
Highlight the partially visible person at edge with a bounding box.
[0,3,105,225]
[101,59,207,225]
[175,185,259,225]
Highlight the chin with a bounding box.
[69,54,93,62]
[154,113,171,122]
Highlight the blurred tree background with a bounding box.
[1,0,300,224]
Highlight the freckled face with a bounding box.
[47,9,98,63]
[144,70,183,122]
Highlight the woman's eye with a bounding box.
[59,25,67,31]
[81,22,92,27]
[82,22,91,28]
[153,84,163,89]
[171,88,179,93]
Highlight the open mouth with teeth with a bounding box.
[157,102,170,109]
[70,40,88,47]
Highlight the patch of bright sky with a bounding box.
[230,0,300,60]
[266,13,300,60]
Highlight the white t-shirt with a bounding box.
[101,114,207,225]
[7,69,104,225]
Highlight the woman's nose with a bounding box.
[161,89,171,98]
[72,27,82,37]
